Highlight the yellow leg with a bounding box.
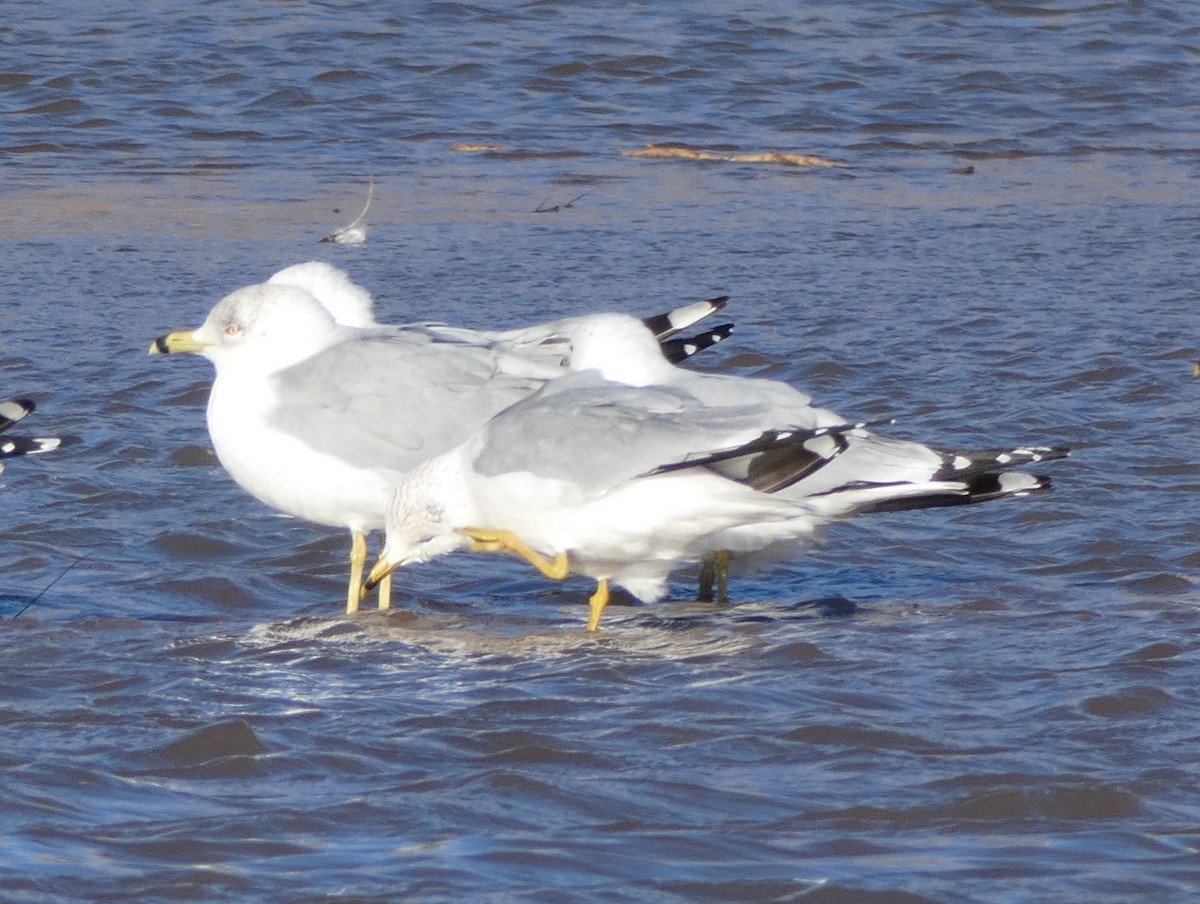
[346,530,367,615]
[697,550,732,603]
[377,571,392,611]
[586,579,610,632]
[713,549,731,605]
[457,527,570,581]
[698,558,715,602]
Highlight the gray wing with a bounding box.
[673,370,829,424]
[471,374,779,492]
[428,295,730,367]
[269,332,546,473]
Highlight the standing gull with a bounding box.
[150,269,731,613]
[365,314,1067,630]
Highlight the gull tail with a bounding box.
[641,295,729,341]
[660,323,734,364]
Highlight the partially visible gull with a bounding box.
[266,260,733,364]
[268,260,376,328]
[321,175,373,245]
[0,399,62,476]
[365,313,1067,631]
[149,269,732,614]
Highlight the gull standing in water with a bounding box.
[150,267,732,614]
[366,314,1067,631]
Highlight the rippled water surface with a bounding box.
[2,2,1199,902]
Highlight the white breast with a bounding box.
[206,371,398,532]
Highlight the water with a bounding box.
[1,2,1199,901]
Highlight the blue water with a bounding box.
[1,2,1199,902]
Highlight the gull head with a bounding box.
[267,261,377,328]
[365,467,469,590]
[150,283,345,373]
[568,313,674,386]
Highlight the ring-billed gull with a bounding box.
[365,313,1067,630]
[0,399,62,475]
[149,267,731,613]
[267,260,733,363]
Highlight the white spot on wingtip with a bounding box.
[952,455,972,470]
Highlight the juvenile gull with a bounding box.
[150,269,731,613]
[366,314,1067,630]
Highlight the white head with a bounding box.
[267,261,377,328]
[568,313,675,387]
[367,461,471,587]
[151,283,346,374]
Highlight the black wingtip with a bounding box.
[641,294,731,340]
[0,436,62,459]
[935,444,1071,481]
[0,398,35,433]
[660,323,735,364]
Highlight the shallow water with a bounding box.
[1,2,1199,902]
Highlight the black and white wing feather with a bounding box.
[785,433,1069,516]
[0,398,63,474]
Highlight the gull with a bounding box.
[321,176,373,245]
[267,259,733,364]
[149,268,732,614]
[268,260,376,328]
[365,314,1067,631]
[0,399,62,476]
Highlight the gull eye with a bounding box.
[224,323,241,337]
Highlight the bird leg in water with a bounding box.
[376,571,392,610]
[587,578,611,631]
[458,527,570,580]
[347,530,368,614]
[697,550,732,604]
[351,545,394,609]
